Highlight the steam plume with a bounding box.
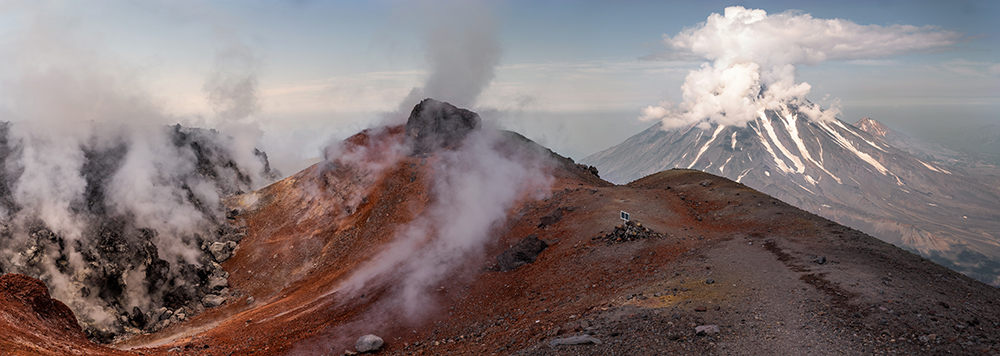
[0,3,276,341]
[641,6,963,129]
[339,128,552,320]
[394,0,502,115]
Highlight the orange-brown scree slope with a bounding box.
[5,102,1000,356]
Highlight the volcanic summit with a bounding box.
[3,100,1000,355]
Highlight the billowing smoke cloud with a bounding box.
[0,2,276,342]
[641,6,963,129]
[393,0,502,116]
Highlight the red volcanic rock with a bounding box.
[5,121,1000,355]
[1,273,82,336]
[0,273,130,355]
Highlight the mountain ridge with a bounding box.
[5,101,1000,355]
[583,107,1000,285]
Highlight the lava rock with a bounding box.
[209,242,232,262]
[705,278,715,284]
[207,274,229,292]
[129,306,147,329]
[495,235,549,272]
[202,294,226,308]
[538,208,566,228]
[549,335,603,346]
[356,334,384,353]
[156,307,172,321]
[405,98,481,155]
[695,325,720,335]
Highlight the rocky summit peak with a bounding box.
[405,98,481,155]
[855,117,890,138]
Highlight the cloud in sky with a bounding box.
[640,6,965,130]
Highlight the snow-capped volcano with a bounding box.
[584,105,1000,285]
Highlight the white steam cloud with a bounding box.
[299,3,552,348]
[641,6,963,129]
[340,129,551,320]
[0,2,276,339]
[394,0,502,115]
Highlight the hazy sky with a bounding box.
[0,0,996,171]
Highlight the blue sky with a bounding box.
[0,0,996,169]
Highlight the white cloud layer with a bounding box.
[642,6,963,129]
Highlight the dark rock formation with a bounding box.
[405,99,481,155]
[495,235,548,272]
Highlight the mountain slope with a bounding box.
[854,117,1000,191]
[5,101,1000,355]
[8,164,1000,355]
[584,106,1000,285]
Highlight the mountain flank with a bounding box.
[3,101,1000,355]
[584,109,1000,286]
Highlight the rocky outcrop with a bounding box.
[495,235,548,272]
[405,98,481,155]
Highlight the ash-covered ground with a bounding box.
[0,123,277,343]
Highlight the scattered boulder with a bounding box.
[202,294,226,308]
[209,242,233,262]
[538,207,569,228]
[405,98,481,155]
[207,274,229,292]
[705,278,715,284]
[549,335,602,346]
[495,235,549,272]
[695,325,720,336]
[356,334,384,353]
[157,308,173,321]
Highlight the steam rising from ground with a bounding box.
[341,129,552,320]
[394,0,502,115]
[641,6,963,129]
[0,3,276,340]
[0,122,274,337]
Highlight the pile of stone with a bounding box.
[593,221,663,245]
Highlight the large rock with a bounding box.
[209,241,237,262]
[201,294,226,308]
[405,98,481,155]
[496,235,549,272]
[356,334,384,353]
